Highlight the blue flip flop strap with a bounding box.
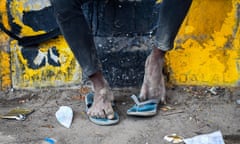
[85,93,94,109]
[131,95,159,106]
[85,92,115,109]
[85,93,119,125]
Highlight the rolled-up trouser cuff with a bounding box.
[151,36,174,52]
[153,0,193,52]
[83,61,102,78]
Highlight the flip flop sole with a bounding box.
[127,95,159,117]
[127,110,157,116]
[89,112,119,126]
[85,93,119,126]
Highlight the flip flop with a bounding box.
[127,95,159,116]
[85,92,119,126]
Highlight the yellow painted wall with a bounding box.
[0,0,82,89]
[0,0,240,90]
[7,0,48,37]
[11,36,82,89]
[0,31,11,90]
[0,0,11,90]
[166,0,240,86]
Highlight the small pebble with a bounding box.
[236,99,240,105]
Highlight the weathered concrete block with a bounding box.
[10,37,82,89]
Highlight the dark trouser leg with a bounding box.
[154,0,192,51]
[51,0,101,78]
[52,0,115,120]
[140,0,192,103]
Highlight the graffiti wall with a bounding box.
[10,36,81,89]
[0,31,11,90]
[0,0,240,90]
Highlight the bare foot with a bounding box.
[87,72,115,119]
[139,48,166,104]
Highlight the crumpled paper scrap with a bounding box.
[55,106,73,128]
[184,131,225,144]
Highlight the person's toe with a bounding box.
[105,107,114,119]
[107,112,114,120]
[98,110,105,118]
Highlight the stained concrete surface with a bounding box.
[0,85,239,144]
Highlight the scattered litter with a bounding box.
[160,106,175,112]
[189,117,193,121]
[0,108,34,121]
[71,95,85,101]
[209,87,217,95]
[162,110,184,116]
[164,134,184,144]
[55,106,73,128]
[79,87,90,94]
[18,100,26,104]
[184,131,225,144]
[41,137,57,144]
[236,99,240,105]
[41,124,54,129]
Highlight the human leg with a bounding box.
[140,0,192,104]
[140,48,166,103]
[51,0,114,119]
[88,71,114,119]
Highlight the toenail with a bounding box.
[107,113,114,119]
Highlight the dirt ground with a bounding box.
[0,85,240,144]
